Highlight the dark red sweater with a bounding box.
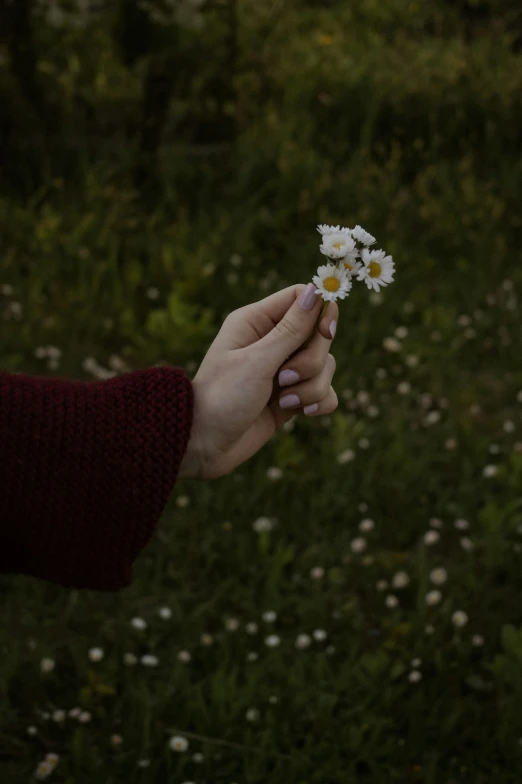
[0,367,194,591]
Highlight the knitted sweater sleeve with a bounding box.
[0,366,194,591]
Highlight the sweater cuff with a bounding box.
[0,366,194,590]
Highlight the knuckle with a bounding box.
[327,353,337,372]
[275,318,300,341]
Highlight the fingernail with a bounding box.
[298,283,318,311]
[304,403,319,415]
[279,369,300,387]
[279,394,301,409]
[329,320,337,339]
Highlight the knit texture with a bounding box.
[0,366,194,590]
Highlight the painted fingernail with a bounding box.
[279,394,301,409]
[304,403,319,415]
[279,369,300,386]
[329,320,337,339]
[298,283,318,311]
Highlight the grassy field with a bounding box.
[1,1,522,782]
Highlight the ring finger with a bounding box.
[277,353,336,413]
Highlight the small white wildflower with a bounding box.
[68,708,81,719]
[262,610,277,623]
[123,653,137,666]
[230,253,242,266]
[425,624,435,635]
[472,634,485,647]
[395,326,408,340]
[426,590,442,606]
[40,658,55,674]
[452,610,469,629]
[445,438,457,450]
[392,571,410,589]
[411,658,422,668]
[246,708,259,722]
[130,617,147,631]
[397,381,411,395]
[177,650,191,663]
[27,725,38,736]
[358,438,370,449]
[52,710,66,723]
[310,566,325,579]
[376,367,387,379]
[88,647,104,663]
[253,516,273,533]
[483,465,498,478]
[351,537,367,553]
[312,263,352,302]
[504,420,515,433]
[359,518,374,532]
[460,537,474,552]
[169,735,189,752]
[383,336,402,352]
[319,230,358,261]
[34,761,54,780]
[146,287,159,300]
[357,248,395,292]
[376,580,388,591]
[367,405,380,418]
[409,670,422,683]
[424,531,440,546]
[138,759,151,768]
[265,635,281,648]
[78,711,92,724]
[351,224,376,246]
[430,518,443,529]
[247,652,258,662]
[268,695,279,704]
[176,495,190,508]
[430,567,447,585]
[140,654,159,667]
[158,606,172,620]
[111,734,123,746]
[455,519,469,531]
[406,353,419,368]
[313,629,327,641]
[225,617,240,632]
[200,633,213,646]
[385,595,399,609]
[295,633,312,650]
[425,410,441,426]
[1,283,13,295]
[337,449,355,464]
[489,444,501,454]
[517,390,522,403]
[192,752,204,763]
[246,622,258,634]
[267,466,283,480]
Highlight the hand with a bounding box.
[179,282,339,480]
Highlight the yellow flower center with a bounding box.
[324,276,340,292]
[368,261,382,278]
[332,242,343,251]
[344,261,353,271]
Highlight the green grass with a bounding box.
[1,1,522,782]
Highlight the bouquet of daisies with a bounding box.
[314,223,395,302]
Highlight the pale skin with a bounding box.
[178,282,339,480]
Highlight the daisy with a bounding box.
[342,257,362,277]
[312,264,352,303]
[316,224,348,236]
[319,232,358,261]
[351,224,376,246]
[357,248,395,292]
[169,735,189,752]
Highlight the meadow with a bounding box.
[1,1,522,782]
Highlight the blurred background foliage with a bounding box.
[2,1,522,782]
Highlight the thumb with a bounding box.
[251,282,322,371]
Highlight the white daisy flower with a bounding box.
[341,257,362,277]
[351,225,376,246]
[409,670,422,683]
[88,647,104,662]
[452,610,469,629]
[319,232,358,261]
[391,571,410,589]
[316,224,349,236]
[169,735,189,752]
[357,248,395,292]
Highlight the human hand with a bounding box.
[178,282,339,480]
